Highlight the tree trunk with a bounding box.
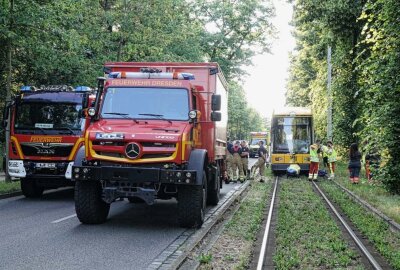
[5,0,14,182]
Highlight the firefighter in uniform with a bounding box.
[225,138,234,183]
[240,140,250,181]
[251,140,267,182]
[309,140,321,181]
[231,140,243,182]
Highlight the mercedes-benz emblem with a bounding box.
[125,143,140,159]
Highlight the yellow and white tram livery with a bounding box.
[270,107,314,174]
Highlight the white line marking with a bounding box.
[51,214,77,224]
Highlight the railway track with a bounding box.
[331,180,400,233]
[254,176,393,270]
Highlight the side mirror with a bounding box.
[211,94,221,111]
[211,111,221,122]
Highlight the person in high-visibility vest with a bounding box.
[309,140,321,181]
[325,141,337,179]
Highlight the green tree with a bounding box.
[356,0,400,192]
[227,81,266,140]
[0,0,272,166]
[194,0,275,79]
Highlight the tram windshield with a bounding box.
[272,117,311,154]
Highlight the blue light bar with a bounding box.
[75,86,92,91]
[108,73,119,79]
[181,73,195,80]
[20,86,33,92]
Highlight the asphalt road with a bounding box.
[0,166,256,270]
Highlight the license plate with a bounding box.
[36,163,56,168]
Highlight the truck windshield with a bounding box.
[14,102,84,134]
[101,87,189,121]
[272,117,311,154]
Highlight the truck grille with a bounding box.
[20,143,74,157]
[92,141,177,161]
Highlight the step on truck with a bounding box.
[4,85,94,198]
[72,62,228,228]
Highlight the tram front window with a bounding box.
[273,117,311,154]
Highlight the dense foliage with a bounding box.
[0,0,274,141]
[286,0,400,193]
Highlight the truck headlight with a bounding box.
[8,161,20,168]
[95,133,124,140]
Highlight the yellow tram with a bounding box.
[270,107,314,174]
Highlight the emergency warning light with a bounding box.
[108,71,195,80]
[39,85,73,91]
[75,86,92,91]
[20,86,34,92]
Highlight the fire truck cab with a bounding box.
[5,85,93,197]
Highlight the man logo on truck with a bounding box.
[125,143,140,159]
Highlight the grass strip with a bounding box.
[274,179,363,269]
[199,181,271,270]
[320,181,400,270]
[0,180,20,195]
[333,161,400,224]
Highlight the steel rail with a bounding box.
[332,180,400,232]
[313,182,383,270]
[256,176,278,270]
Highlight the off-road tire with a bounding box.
[178,172,206,228]
[21,178,44,198]
[207,166,220,205]
[75,181,110,224]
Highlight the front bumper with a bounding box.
[72,165,198,185]
[8,160,73,179]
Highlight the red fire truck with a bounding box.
[72,62,228,228]
[5,85,93,198]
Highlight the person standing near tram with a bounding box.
[348,143,362,184]
[231,140,244,182]
[240,140,250,181]
[225,138,234,183]
[251,140,267,182]
[308,140,321,181]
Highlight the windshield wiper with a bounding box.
[34,127,46,134]
[104,112,139,123]
[138,113,172,124]
[57,127,76,135]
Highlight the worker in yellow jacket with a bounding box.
[320,140,337,179]
[309,140,321,181]
[326,141,337,179]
